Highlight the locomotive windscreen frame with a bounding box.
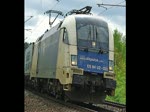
[76,17,109,52]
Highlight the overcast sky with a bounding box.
[25,0,126,43]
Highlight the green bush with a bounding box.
[106,29,126,104]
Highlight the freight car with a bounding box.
[24,6,116,104]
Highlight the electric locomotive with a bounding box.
[24,6,116,104]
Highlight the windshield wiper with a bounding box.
[98,48,108,54]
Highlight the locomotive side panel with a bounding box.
[108,26,114,72]
[56,16,82,86]
[55,28,73,85]
[24,43,34,76]
[36,31,60,78]
[30,43,39,78]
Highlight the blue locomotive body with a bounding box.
[78,50,108,74]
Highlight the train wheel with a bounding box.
[88,103,93,105]
[64,95,69,102]
[55,80,63,99]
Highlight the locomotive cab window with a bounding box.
[63,28,69,44]
[76,17,109,51]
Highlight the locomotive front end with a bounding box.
[58,15,116,104]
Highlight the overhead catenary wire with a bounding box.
[30,0,61,34]
[97,4,125,7]
[25,0,61,42]
[97,0,126,37]
[24,16,33,23]
[98,1,125,15]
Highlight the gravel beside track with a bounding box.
[25,90,81,112]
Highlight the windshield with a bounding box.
[76,17,109,51]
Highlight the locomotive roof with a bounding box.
[35,23,61,43]
[35,14,107,44]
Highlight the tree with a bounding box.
[106,29,126,104]
[24,42,30,51]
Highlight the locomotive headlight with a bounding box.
[92,41,96,47]
[109,60,114,71]
[71,55,77,66]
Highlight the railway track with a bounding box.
[25,87,126,112]
[97,101,126,112]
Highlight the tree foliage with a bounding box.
[24,42,30,51]
[106,29,126,104]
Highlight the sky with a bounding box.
[25,0,126,43]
